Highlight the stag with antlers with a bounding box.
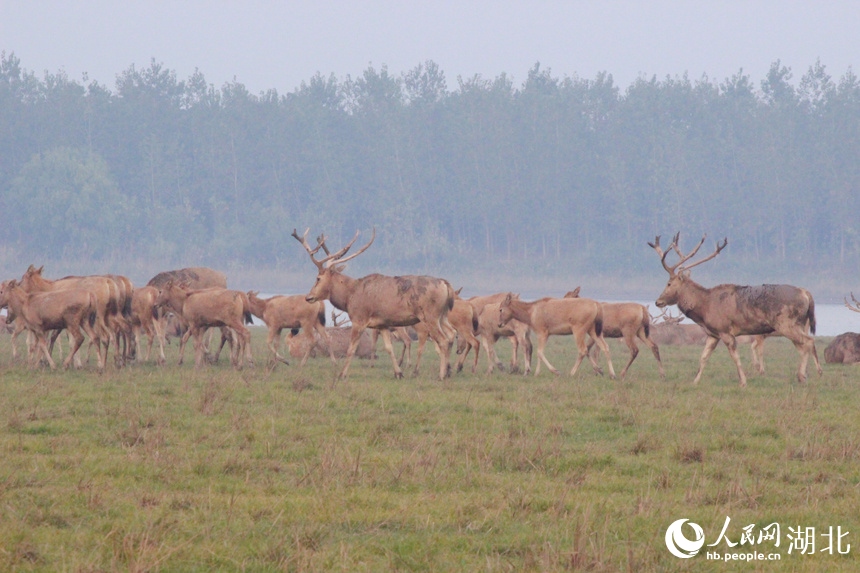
[649,233,821,386]
[292,228,456,380]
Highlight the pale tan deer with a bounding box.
[246,291,336,367]
[468,294,532,375]
[292,228,455,380]
[498,293,616,378]
[154,281,253,369]
[649,233,821,386]
[0,280,103,370]
[411,293,481,375]
[19,266,119,366]
[564,288,663,378]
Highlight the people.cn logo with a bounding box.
[665,519,705,559]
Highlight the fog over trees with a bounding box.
[1,52,859,295]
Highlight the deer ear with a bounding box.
[682,269,692,279]
[333,263,347,273]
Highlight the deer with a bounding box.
[0,280,103,371]
[154,281,253,369]
[498,293,616,379]
[292,228,455,380]
[410,291,481,375]
[649,233,821,386]
[467,294,533,375]
[564,287,664,378]
[128,286,167,365]
[246,291,336,367]
[19,266,119,367]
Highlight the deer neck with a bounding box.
[506,298,533,325]
[675,279,710,322]
[328,272,358,313]
[247,296,267,318]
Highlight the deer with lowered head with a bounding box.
[292,228,456,380]
[649,232,821,386]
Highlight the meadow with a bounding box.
[0,330,858,572]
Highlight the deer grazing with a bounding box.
[649,233,821,386]
[292,228,455,380]
[246,291,336,367]
[498,293,616,378]
[564,288,663,378]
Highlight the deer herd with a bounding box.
[0,230,852,386]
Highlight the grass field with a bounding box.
[0,330,858,572]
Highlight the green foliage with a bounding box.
[1,52,860,282]
[7,147,127,258]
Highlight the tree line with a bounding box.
[1,52,859,288]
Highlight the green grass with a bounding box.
[0,330,858,571]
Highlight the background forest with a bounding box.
[1,52,859,296]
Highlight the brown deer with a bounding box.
[411,293,481,375]
[649,233,821,386]
[564,288,664,378]
[370,327,414,369]
[468,294,533,375]
[0,280,103,370]
[19,266,119,367]
[246,291,336,367]
[154,281,253,369]
[129,286,167,365]
[498,293,616,378]
[292,228,455,380]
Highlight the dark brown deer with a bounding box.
[292,228,455,380]
[564,288,663,378]
[649,233,821,386]
[498,293,616,378]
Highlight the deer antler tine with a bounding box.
[292,227,325,268]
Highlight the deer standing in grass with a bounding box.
[649,233,821,386]
[154,281,254,370]
[564,287,663,378]
[498,293,616,378]
[292,228,455,380]
[0,280,102,370]
[246,291,336,367]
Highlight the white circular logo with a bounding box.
[665,519,705,559]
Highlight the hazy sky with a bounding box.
[1,1,857,94]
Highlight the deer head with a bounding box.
[292,227,375,303]
[648,232,727,307]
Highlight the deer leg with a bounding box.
[268,327,290,365]
[152,318,167,366]
[36,332,57,370]
[399,332,412,369]
[339,326,367,379]
[584,336,604,376]
[692,336,721,384]
[369,329,380,367]
[178,328,193,365]
[508,335,520,373]
[376,328,403,379]
[63,325,85,370]
[570,330,593,378]
[412,330,429,376]
[617,334,640,379]
[535,332,558,376]
[750,336,765,374]
[720,334,747,387]
[521,332,533,375]
[430,322,453,380]
[482,335,500,374]
[639,330,665,378]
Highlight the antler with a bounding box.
[844,292,860,314]
[318,228,375,267]
[649,232,726,275]
[293,228,376,269]
[659,307,685,325]
[291,228,325,270]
